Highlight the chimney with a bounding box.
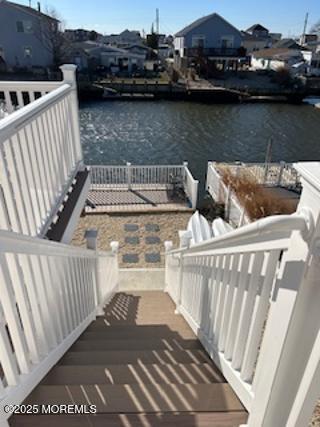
[37,1,40,12]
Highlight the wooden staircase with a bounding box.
[10,292,247,427]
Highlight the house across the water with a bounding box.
[174,12,247,72]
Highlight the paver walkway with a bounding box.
[72,213,191,268]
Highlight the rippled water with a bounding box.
[80,100,320,184]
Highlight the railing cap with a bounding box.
[60,64,78,72]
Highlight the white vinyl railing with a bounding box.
[183,163,199,210]
[213,161,300,188]
[90,162,199,209]
[0,81,62,114]
[0,65,83,237]
[206,162,250,227]
[166,162,320,427]
[165,213,308,410]
[0,229,118,423]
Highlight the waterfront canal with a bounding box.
[80,100,320,187]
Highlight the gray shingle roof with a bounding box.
[246,24,269,33]
[272,38,302,50]
[175,12,241,38]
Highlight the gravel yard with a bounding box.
[72,212,191,268]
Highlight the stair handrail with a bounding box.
[167,210,313,257]
[0,229,119,424]
[165,162,320,427]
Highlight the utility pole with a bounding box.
[156,8,160,35]
[301,12,309,45]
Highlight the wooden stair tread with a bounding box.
[10,291,247,425]
[25,383,245,413]
[71,338,203,351]
[42,363,225,385]
[10,412,248,427]
[60,349,211,366]
[81,326,196,340]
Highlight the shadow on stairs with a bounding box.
[10,292,248,427]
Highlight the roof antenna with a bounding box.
[156,8,160,34]
[301,12,309,45]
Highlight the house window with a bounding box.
[16,21,24,32]
[16,20,33,33]
[192,35,206,48]
[23,47,32,58]
[220,36,234,49]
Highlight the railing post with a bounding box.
[164,241,173,293]
[183,161,189,198]
[60,64,83,166]
[247,162,320,427]
[239,207,246,227]
[126,162,132,190]
[110,241,119,255]
[110,241,119,293]
[225,185,231,221]
[183,161,188,180]
[183,161,199,209]
[174,231,192,314]
[277,161,286,186]
[179,230,192,249]
[85,229,102,314]
[189,175,199,210]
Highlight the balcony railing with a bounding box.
[0,65,83,237]
[186,47,247,58]
[0,81,62,115]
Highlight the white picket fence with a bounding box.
[166,162,320,427]
[90,162,199,209]
[0,65,83,237]
[0,229,119,423]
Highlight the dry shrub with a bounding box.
[221,168,295,221]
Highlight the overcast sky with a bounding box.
[13,0,320,37]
